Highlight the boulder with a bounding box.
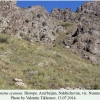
[13,78,27,88]
[13,78,22,82]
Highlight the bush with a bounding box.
[58,9,60,11]
[37,14,41,18]
[93,84,100,90]
[42,22,47,26]
[40,34,45,40]
[14,29,18,34]
[25,19,29,23]
[0,34,8,43]
[28,6,32,8]
[61,23,71,28]
[66,32,69,35]
[52,32,55,35]
[56,29,59,33]
[24,35,30,42]
[32,22,34,27]
[73,38,78,44]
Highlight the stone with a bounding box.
[38,62,45,67]
[66,87,73,90]
[60,88,66,90]
[13,78,27,88]
[15,82,27,88]
[65,46,70,49]
[13,78,22,82]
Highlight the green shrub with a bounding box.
[66,32,69,35]
[20,33,24,37]
[32,22,34,27]
[93,84,100,90]
[28,6,32,8]
[0,34,8,43]
[0,20,3,23]
[14,29,18,34]
[52,32,55,35]
[25,19,29,23]
[42,22,47,26]
[73,38,78,44]
[61,23,71,28]
[37,14,41,18]
[24,35,30,42]
[40,34,45,40]
[56,29,59,33]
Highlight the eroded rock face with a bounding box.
[76,1,100,16]
[74,34,100,63]
[0,1,66,43]
[1,1,100,65]
[64,21,100,64]
[50,8,73,22]
[50,1,100,65]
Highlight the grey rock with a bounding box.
[15,82,27,88]
[76,1,100,16]
[13,78,23,82]
[51,1,100,65]
[0,1,66,43]
[13,78,27,88]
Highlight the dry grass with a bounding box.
[0,33,100,89]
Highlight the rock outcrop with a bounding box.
[0,1,66,43]
[50,1,100,65]
[0,1,100,64]
[50,8,73,22]
[76,1,100,16]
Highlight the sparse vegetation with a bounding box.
[0,0,100,90]
[61,23,72,28]
[0,34,100,89]
[23,35,30,41]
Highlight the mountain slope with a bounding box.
[0,33,100,89]
[50,1,100,65]
[0,1,100,89]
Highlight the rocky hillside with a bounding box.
[0,1,65,43]
[0,1,100,89]
[1,33,100,89]
[76,1,100,16]
[50,8,73,22]
[50,1,100,65]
